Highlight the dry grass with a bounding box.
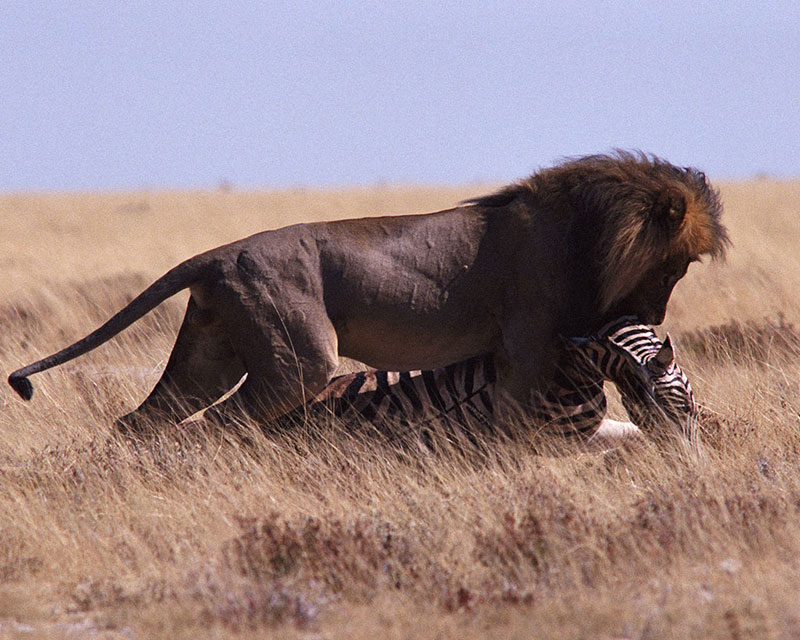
[1,181,800,638]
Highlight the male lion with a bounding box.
[8,152,728,433]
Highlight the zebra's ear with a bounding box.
[659,334,675,363]
[560,335,589,349]
[647,335,674,376]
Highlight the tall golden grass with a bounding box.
[1,180,800,638]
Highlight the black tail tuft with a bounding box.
[8,374,34,400]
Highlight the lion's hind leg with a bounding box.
[202,300,340,428]
[115,297,246,436]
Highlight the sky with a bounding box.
[1,1,798,191]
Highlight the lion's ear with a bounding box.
[662,192,686,229]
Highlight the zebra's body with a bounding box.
[270,318,697,445]
[285,355,499,436]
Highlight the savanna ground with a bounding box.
[1,180,799,639]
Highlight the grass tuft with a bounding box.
[2,183,800,638]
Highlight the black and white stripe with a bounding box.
[600,317,698,443]
[272,318,697,442]
[279,355,497,436]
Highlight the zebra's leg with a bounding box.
[584,418,647,451]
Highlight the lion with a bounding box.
[8,152,728,433]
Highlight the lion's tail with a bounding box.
[8,256,206,401]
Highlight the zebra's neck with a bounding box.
[564,316,658,383]
[602,317,665,364]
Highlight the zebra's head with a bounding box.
[566,318,699,446]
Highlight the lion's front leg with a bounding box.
[495,309,560,409]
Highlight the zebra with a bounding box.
[599,318,698,447]
[268,317,698,448]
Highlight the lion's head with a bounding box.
[530,151,729,328]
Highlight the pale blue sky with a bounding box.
[1,1,798,190]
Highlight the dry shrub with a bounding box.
[198,579,329,632]
[679,315,800,364]
[223,513,422,597]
